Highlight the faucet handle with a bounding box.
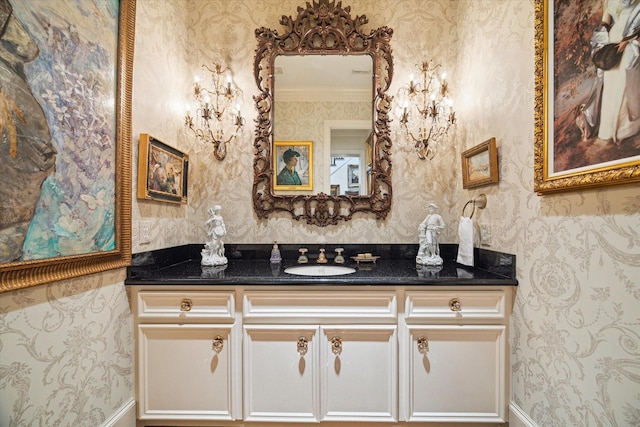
[297,248,308,264]
[334,248,345,264]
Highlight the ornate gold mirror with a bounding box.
[253,0,393,226]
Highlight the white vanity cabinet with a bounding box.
[132,289,240,424]
[130,285,513,426]
[242,290,398,423]
[400,288,512,424]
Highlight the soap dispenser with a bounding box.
[270,241,282,264]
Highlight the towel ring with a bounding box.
[461,194,487,218]
[462,200,475,218]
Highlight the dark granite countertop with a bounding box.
[125,244,517,287]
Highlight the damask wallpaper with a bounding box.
[1,1,638,426]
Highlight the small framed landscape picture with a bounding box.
[273,140,313,191]
[137,134,188,204]
[461,137,499,189]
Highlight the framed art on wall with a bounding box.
[461,137,499,189]
[534,0,640,194]
[137,134,188,204]
[348,164,360,187]
[273,141,313,191]
[0,0,135,293]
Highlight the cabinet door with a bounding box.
[321,325,397,422]
[243,325,320,422]
[138,324,235,421]
[403,325,506,423]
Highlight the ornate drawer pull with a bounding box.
[449,298,461,312]
[331,336,342,355]
[297,336,308,356]
[417,336,429,354]
[212,335,224,352]
[180,298,193,312]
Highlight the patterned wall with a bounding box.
[1,1,638,426]
[457,1,640,426]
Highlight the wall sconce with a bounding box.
[397,60,457,160]
[184,63,244,160]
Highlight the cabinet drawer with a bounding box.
[243,291,397,323]
[136,291,235,322]
[405,291,506,322]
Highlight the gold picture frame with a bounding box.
[273,141,314,191]
[0,0,135,293]
[534,0,640,194]
[461,137,499,189]
[137,134,188,204]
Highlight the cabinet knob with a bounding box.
[297,336,308,356]
[180,298,193,312]
[417,336,429,354]
[331,336,342,355]
[449,298,462,312]
[212,335,224,352]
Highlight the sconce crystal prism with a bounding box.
[397,60,456,160]
[184,63,244,160]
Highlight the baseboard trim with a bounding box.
[509,402,539,427]
[99,399,535,427]
[101,398,136,427]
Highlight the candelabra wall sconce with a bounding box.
[397,60,457,160]
[184,63,245,160]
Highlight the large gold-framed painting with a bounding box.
[0,0,135,292]
[534,0,640,194]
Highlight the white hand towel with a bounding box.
[456,217,474,266]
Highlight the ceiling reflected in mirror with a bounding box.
[274,55,372,102]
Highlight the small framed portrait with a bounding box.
[330,184,340,196]
[461,137,499,189]
[273,141,313,191]
[137,134,188,204]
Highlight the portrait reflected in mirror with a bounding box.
[273,141,313,191]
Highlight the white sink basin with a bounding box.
[284,265,356,276]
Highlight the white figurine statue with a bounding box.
[201,205,228,266]
[416,203,446,266]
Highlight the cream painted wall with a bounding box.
[2,1,639,426]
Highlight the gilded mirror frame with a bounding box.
[253,0,393,226]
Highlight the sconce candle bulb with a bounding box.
[184,62,245,160]
[398,59,457,160]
